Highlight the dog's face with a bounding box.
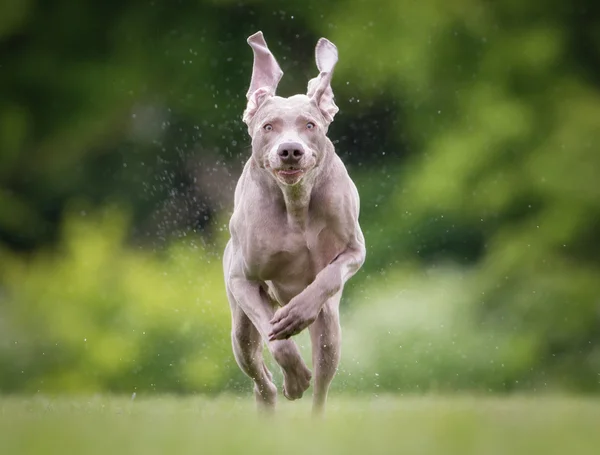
[242,33,339,186]
[248,95,331,186]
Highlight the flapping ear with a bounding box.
[307,38,339,124]
[242,31,284,125]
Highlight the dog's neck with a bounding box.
[282,147,335,226]
[253,154,330,228]
[278,176,315,226]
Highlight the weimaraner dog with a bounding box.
[223,31,366,414]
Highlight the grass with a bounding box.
[1,394,599,454]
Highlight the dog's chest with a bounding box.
[245,220,344,283]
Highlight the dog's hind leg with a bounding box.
[229,293,277,411]
[309,292,342,415]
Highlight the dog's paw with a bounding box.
[282,365,312,401]
[268,301,318,340]
[254,381,277,409]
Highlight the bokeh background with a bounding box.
[1,0,599,397]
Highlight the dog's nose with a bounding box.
[277,142,305,163]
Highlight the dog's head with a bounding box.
[242,32,339,186]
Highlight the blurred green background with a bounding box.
[1,0,599,397]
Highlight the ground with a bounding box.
[1,395,599,454]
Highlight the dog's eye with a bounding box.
[263,124,273,131]
[306,122,315,130]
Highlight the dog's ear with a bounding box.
[307,38,339,124]
[242,31,283,125]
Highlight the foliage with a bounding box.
[327,0,600,393]
[1,0,599,394]
[339,266,600,394]
[0,209,242,393]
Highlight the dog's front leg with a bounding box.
[228,271,313,401]
[268,241,365,413]
[268,240,366,341]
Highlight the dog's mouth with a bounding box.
[270,167,305,184]
[265,154,315,185]
[277,169,303,176]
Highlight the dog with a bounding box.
[223,31,366,414]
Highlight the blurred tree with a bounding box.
[1,0,599,393]
[0,208,241,393]
[325,0,600,391]
[0,0,330,250]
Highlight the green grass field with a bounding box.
[1,395,599,455]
